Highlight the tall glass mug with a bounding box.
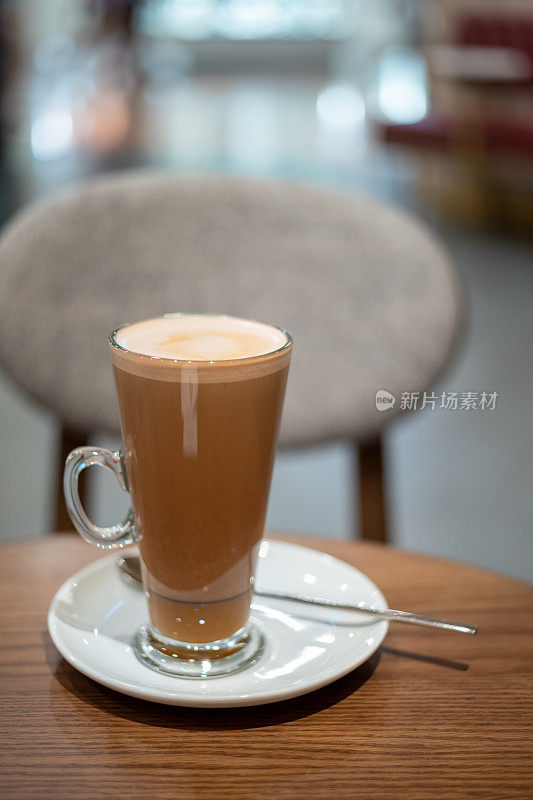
[64,314,292,677]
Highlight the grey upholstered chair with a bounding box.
[0,172,462,540]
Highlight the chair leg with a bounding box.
[55,426,88,533]
[356,436,388,543]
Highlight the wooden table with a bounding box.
[1,535,532,799]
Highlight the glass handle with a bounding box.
[63,446,136,548]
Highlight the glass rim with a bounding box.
[108,313,293,366]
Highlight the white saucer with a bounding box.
[48,540,388,707]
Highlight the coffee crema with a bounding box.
[115,314,287,362]
[110,314,292,649]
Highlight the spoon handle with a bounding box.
[254,589,478,634]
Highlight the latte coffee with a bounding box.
[110,314,291,655]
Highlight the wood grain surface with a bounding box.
[1,534,532,800]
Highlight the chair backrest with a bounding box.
[0,171,462,444]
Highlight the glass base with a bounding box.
[132,623,265,678]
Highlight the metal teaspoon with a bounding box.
[117,555,477,635]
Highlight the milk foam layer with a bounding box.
[116,315,288,361]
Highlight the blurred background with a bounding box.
[0,0,531,580]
